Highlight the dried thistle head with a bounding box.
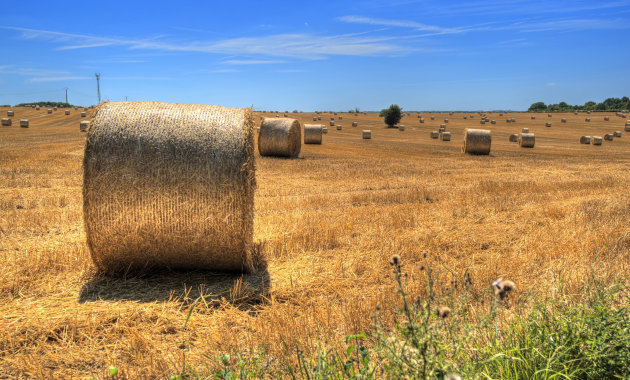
[390,254,401,266]
[436,306,451,319]
[493,278,515,299]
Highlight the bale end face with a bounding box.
[258,117,302,157]
[522,128,529,133]
[80,121,89,132]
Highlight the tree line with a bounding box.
[529,97,629,112]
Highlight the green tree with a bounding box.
[379,104,402,127]
[528,102,547,112]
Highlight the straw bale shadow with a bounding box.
[79,248,270,307]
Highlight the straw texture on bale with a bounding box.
[604,133,614,141]
[430,131,439,139]
[19,120,29,128]
[509,134,519,142]
[303,124,323,144]
[80,121,89,132]
[1,118,11,126]
[462,129,491,155]
[614,131,622,137]
[362,130,371,139]
[441,132,451,141]
[519,132,535,148]
[592,136,603,145]
[7,110,14,117]
[258,118,301,157]
[580,136,591,144]
[83,101,256,274]
[522,128,529,133]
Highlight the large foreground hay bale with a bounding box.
[604,133,614,141]
[362,130,371,139]
[462,129,491,155]
[304,124,323,144]
[80,121,89,132]
[580,136,591,144]
[259,118,301,157]
[509,134,519,142]
[592,136,603,145]
[430,131,439,139]
[19,120,29,128]
[441,132,451,141]
[1,118,11,126]
[83,101,256,274]
[518,133,535,148]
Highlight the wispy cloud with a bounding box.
[222,59,285,65]
[2,26,406,60]
[29,76,91,82]
[338,15,462,34]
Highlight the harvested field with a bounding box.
[0,107,629,377]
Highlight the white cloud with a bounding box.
[338,15,463,34]
[222,59,285,65]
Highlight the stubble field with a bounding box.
[0,106,629,377]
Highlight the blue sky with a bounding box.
[1,0,629,110]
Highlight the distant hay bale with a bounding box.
[362,130,371,139]
[304,124,323,144]
[53,107,57,111]
[462,129,491,155]
[81,112,87,117]
[19,120,29,128]
[585,118,591,122]
[336,125,342,130]
[546,122,551,127]
[65,110,70,115]
[574,112,578,115]
[430,131,439,139]
[625,124,630,132]
[352,121,358,127]
[441,132,451,141]
[444,119,449,123]
[604,116,610,121]
[519,133,535,148]
[330,117,334,120]
[83,101,256,274]
[329,121,335,126]
[580,136,591,144]
[561,118,567,123]
[7,110,14,117]
[506,119,511,123]
[47,109,52,114]
[36,107,40,110]
[614,131,622,137]
[399,125,405,131]
[480,120,486,124]
[531,116,535,120]
[509,134,519,142]
[313,117,317,121]
[1,118,11,126]
[464,116,468,119]
[259,117,302,157]
[317,116,321,120]
[283,113,288,117]
[338,116,342,120]
[522,128,529,133]
[548,114,552,117]
[604,133,614,141]
[275,114,279,118]
[420,118,425,123]
[592,136,603,145]
[80,120,89,132]
[431,116,435,120]
[322,126,328,134]
[499,113,504,116]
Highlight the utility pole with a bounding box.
[95,73,101,104]
[65,88,68,104]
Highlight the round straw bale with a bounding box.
[36,106,40,110]
[604,116,610,121]
[336,125,342,130]
[47,109,52,114]
[585,118,591,122]
[20,120,29,128]
[431,116,435,120]
[399,125,405,131]
[531,116,535,120]
[491,120,496,124]
[329,121,335,126]
[480,120,486,124]
[499,113,504,116]
[509,134,519,142]
[53,107,57,111]
[430,131,439,139]
[283,113,288,117]
[604,133,614,141]
[522,128,529,133]
[462,129,491,155]
[258,117,301,157]
[81,112,87,117]
[441,132,451,141]
[444,119,449,123]
[592,136,603,145]
[464,116,468,119]
[420,118,425,123]
[362,130,371,139]
[561,118,567,123]
[83,101,256,274]
[65,110,70,115]
[548,114,552,117]
[317,116,321,120]
[80,120,89,132]
[304,124,323,144]
[518,132,535,148]
[330,117,334,120]
[312,117,317,121]
[546,122,551,127]
[580,136,591,144]
[352,121,358,127]
[506,119,511,123]
[574,112,578,115]
[1,118,11,126]
[275,114,279,118]
[625,125,630,132]
[322,126,328,134]
[7,110,14,117]
[338,116,342,120]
